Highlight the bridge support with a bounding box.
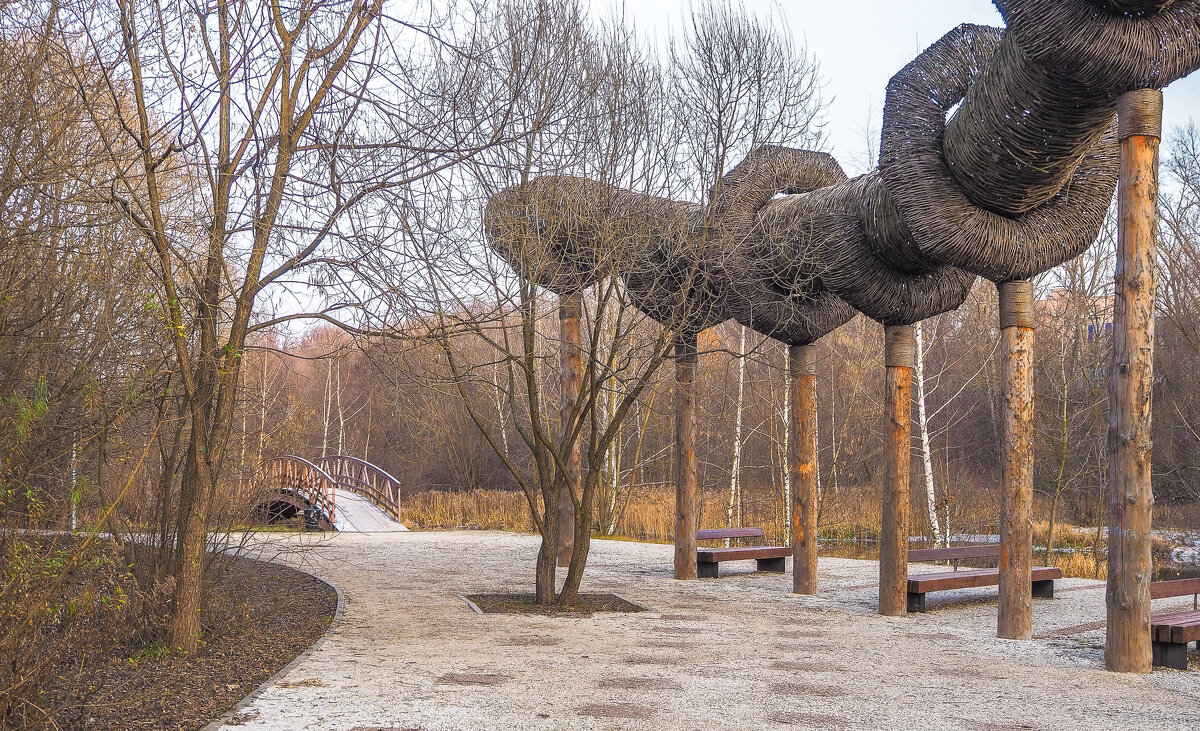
[998,280,1034,640]
[880,325,914,616]
[1106,88,1161,674]
[674,332,699,580]
[790,343,818,595]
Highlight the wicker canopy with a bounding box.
[484,1,1200,344]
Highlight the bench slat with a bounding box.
[1151,610,1200,644]
[908,545,1000,563]
[1152,609,1200,625]
[908,566,1061,593]
[696,546,790,563]
[697,527,764,541]
[1150,577,1200,599]
[1171,621,1200,644]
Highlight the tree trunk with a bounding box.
[535,529,557,605]
[914,321,942,547]
[781,341,791,543]
[322,358,332,458]
[239,399,247,492]
[791,344,818,594]
[674,333,699,580]
[155,413,185,582]
[560,478,595,604]
[606,384,621,532]
[998,279,1034,641]
[490,361,510,458]
[336,360,345,454]
[1047,356,1070,566]
[258,353,267,467]
[828,354,839,496]
[557,294,583,568]
[171,441,215,651]
[726,326,747,544]
[880,325,914,616]
[1106,88,1160,674]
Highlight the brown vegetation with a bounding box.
[1,536,337,730]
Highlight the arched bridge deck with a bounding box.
[254,455,407,532]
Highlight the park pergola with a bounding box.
[484,0,1200,673]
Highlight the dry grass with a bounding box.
[398,486,1200,581]
[1157,501,1200,531]
[399,490,534,532]
[397,486,783,543]
[1030,519,1108,579]
[1049,550,1107,579]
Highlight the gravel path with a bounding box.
[218,530,1200,730]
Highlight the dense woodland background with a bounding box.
[4,0,1200,719]
[4,0,1200,554]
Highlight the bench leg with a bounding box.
[907,591,926,613]
[756,557,786,573]
[698,561,719,579]
[1031,579,1055,599]
[1153,641,1187,670]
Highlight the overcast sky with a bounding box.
[606,0,1200,174]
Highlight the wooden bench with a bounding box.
[905,544,1062,613]
[696,527,789,579]
[1151,577,1200,670]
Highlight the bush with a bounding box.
[0,534,161,728]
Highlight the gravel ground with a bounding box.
[218,530,1200,731]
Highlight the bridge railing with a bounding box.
[313,455,403,522]
[257,455,338,527]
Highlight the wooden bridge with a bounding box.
[253,455,406,532]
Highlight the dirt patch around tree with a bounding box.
[464,592,645,615]
[31,553,337,731]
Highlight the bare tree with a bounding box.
[58,0,513,649]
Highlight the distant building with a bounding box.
[1037,287,1114,384]
[1037,287,1113,342]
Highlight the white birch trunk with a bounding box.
[726,326,747,544]
[258,353,267,466]
[828,354,838,494]
[606,381,620,522]
[781,342,791,543]
[915,321,944,546]
[491,361,509,458]
[322,358,332,458]
[239,395,248,490]
[336,359,345,455]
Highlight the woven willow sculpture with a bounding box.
[485,1,1200,344]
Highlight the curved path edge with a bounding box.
[202,563,346,731]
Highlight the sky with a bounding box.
[605,0,1200,174]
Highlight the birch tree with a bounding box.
[915,320,943,545]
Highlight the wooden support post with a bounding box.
[790,343,819,594]
[1106,88,1161,674]
[880,325,914,616]
[674,332,699,580]
[557,294,583,568]
[998,280,1034,640]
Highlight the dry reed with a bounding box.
[397,487,1181,580]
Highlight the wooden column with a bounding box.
[557,294,583,568]
[674,332,699,580]
[998,280,1034,640]
[791,343,819,594]
[1106,88,1161,674]
[880,325,914,616]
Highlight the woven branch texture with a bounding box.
[485,1,1200,344]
